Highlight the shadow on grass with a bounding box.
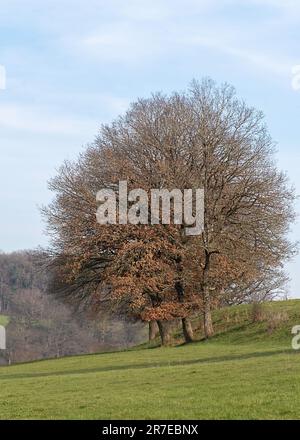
[0,348,292,381]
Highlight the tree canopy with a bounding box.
[43,79,296,344]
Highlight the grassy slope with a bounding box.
[1,300,300,419]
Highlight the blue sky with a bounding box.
[0,0,299,296]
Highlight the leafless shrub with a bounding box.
[266,310,289,334]
[251,302,265,323]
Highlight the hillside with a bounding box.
[175,299,300,346]
[0,251,146,363]
[1,300,300,419]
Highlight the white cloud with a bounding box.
[0,92,130,137]
[0,103,96,135]
[183,27,293,78]
[64,0,296,78]
[77,23,163,63]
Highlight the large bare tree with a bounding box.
[43,78,296,342]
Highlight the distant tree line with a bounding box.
[0,251,146,364]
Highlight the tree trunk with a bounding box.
[174,276,194,343]
[182,317,194,343]
[157,320,172,346]
[148,320,159,342]
[203,289,214,338]
[201,251,214,339]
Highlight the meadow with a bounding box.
[1,300,300,419]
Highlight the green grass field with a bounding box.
[1,300,300,419]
